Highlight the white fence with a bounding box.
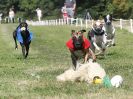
[26,18,93,29]
[113,18,133,33]
[27,18,133,33]
[0,15,133,33]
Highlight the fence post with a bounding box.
[76,18,78,27]
[130,19,133,33]
[80,18,83,28]
[55,19,58,25]
[70,18,73,25]
[120,19,122,29]
[85,20,88,28]
[59,19,61,25]
[46,20,48,25]
[67,18,69,25]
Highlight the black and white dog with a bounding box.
[103,14,115,46]
[88,20,107,55]
[13,22,33,58]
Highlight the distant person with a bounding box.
[84,9,92,20]
[0,13,2,23]
[36,8,42,21]
[61,3,68,21]
[9,8,15,23]
[65,0,76,18]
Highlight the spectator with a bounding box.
[9,8,15,23]
[61,3,68,21]
[0,13,2,23]
[36,8,42,22]
[65,0,76,18]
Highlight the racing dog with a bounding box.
[66,29,96,70]
[88,20,107,56]
[103,14,115,46]
[13,22,33,59]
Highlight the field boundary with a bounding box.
[25,18,133,33]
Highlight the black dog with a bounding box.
[13,22,33,59]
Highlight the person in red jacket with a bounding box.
[61,3,68,22]
[66,29,96,70]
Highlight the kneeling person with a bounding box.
[66,30,96,70]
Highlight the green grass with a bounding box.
[0,24,132,99]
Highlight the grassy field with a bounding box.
[0,23,132,99]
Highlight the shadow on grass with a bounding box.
[16,57,23,60]
[97,51,119,60]
[96,54,106,60]
[97,56,105,60]
[16,55,39,60]
[106,52,117,56]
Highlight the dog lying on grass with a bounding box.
[13,22,33,59]
[56,59,106,83]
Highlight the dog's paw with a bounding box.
[15,45,18,50]
[15,47,18,50]
[112,43,116,46]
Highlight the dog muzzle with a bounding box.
[95,27,102,32]
[106,22,111,25]
[72,36,83,50]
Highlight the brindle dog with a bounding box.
[13,22,32,59]
[66,29,96,70]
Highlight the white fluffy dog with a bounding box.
[56,60,106,84]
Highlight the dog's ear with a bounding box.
[80,29,86,33]
[110,14,113,20]
[19,22,23,27]
[71,30,75,33]
[25,22,28,27]
[71,30,75,36]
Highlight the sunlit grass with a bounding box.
[0,24,132,98]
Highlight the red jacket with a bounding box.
[66,37,90,51]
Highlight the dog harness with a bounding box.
[16,27,33,43]
[92,28,105,36]
[66,37,90,51]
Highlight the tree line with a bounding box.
[0,0,132,20]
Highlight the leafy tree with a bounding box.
[0,0,133,19]
[112,0,131,19]
[19,0,38,19]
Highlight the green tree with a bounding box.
[112,0,131,19]
[0,0,132,20]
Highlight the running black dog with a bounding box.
[13,22,33,58]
